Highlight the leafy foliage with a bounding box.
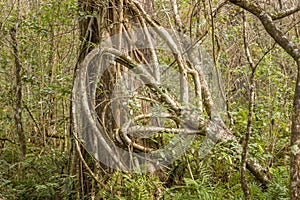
[0,0,298,199]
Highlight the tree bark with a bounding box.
[70,1,103,197]
[291,59,300,199]
[10,27,26,162]
[73,0,156,197]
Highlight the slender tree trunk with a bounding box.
[291,59,300,199]
[10,27,26,161]
[240,11,255,200]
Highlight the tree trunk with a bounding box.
[73,0,155,197]
[291,59,300,199]
[10,27,26,162]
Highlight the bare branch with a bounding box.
[271,6,300,20]
[127,125,202,137]
[169,0,184,32]
[74,136,110,190]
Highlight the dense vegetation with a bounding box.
[0,0,299,199]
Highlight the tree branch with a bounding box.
[229,0,300,61]
[271,6,300,20]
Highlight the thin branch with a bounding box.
[254,17,299,69]
[136,12,160,82]
[126,125,202,137]
[23,102,42,136]
[118,121,154,152]
[212,0,228,18]
[169,0,184,32]
[169,0,189,104]
[162,30,208,75]
[271,6,300,20]
[74,136,110,191]
[0,138,16,144]
[241,11,255,200]
[208,0,216,65]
